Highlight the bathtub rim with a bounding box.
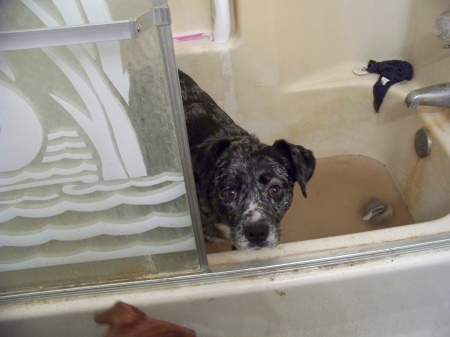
[1,217,449,305]
[207,214,450,267]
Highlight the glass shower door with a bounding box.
[0,0,205,295]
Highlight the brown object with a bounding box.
[94,301,196,337]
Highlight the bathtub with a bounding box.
[205,71,450,263]
[2,71,450,337]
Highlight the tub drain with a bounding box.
[414,128,432,158]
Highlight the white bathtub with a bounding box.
[2,72,450,337]
[206,72,450,265]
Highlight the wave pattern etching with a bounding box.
[0,0,195,274]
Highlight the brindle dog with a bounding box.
[179,70,315,250]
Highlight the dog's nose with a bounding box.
[243,224,269,244]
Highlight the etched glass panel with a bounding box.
[0,0,199,294]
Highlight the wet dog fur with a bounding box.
[179,70,315,250]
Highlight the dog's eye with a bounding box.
[268,185,282,197]
[222,188,238,200]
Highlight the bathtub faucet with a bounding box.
[404,82,450,108]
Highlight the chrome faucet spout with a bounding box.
[404,82,450,108]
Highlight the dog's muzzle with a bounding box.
[243,223,270,246]
[234,218,279,250]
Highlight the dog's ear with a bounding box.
[272,139,316,198]
[190,139,231,189]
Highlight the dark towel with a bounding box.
[366,60,413,112]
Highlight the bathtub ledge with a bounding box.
[282,66,417,94]
[208,214,450,267]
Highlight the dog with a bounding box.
[179,70,316,250]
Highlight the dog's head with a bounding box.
[191,138,315,250]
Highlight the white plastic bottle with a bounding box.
[212,0,231,43]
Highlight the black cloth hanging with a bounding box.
[366,60,413,112]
